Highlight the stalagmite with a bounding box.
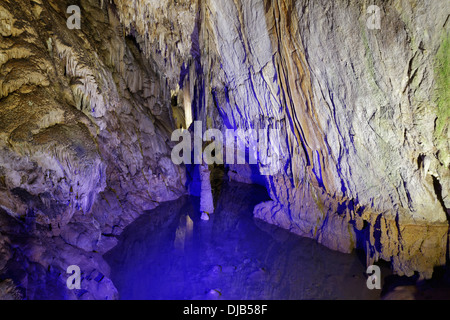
[0,0,448,300]
[200,162,214,221]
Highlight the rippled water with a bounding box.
[104,181,386,300]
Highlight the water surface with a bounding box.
[105,182,384,300]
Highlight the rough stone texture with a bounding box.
[199,163,214,214]
[112,0,449,278]
[0,0,449,299]
[0,0,185,299]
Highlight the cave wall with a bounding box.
[0,0,185,299]
[213,0,449,278]
[0,0,448,300]
[113,0,449,278]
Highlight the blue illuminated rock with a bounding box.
[0,0,448,300]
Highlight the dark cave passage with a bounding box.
[104,181,385,300]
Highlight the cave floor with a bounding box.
[104,181,386,300]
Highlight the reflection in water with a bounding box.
[104,182,387,300]
[174,215,194,252]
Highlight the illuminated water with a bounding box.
[104,181,385,300]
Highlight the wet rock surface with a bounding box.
[0,0,448,299]
[113,0,449,278]
[0,0,185,299]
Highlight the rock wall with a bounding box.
[216,0,449,278]
[0,0,448,299]
[0,0,185,299]
[113,0,449,278]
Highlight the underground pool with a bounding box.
[104,181,387,300]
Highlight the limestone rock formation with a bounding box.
[0,0,448,299]
[113,0,449,278]
[0,0,185,299]
[199,163,214,216]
